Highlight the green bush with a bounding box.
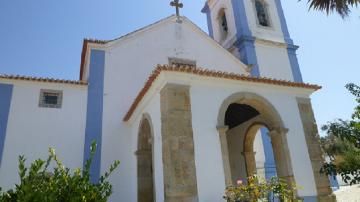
[0,140,120,202]
[224,175,300,202]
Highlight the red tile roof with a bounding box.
[0,74,87,85]
[123,65,321,121]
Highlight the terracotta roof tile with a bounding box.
[0,74,87,85]
[123,65,321,121]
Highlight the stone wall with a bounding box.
[296,97,336,202]
[160,84,199,202]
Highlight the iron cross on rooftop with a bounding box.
[170,0,183,19]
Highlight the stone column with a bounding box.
[296,98,336,202]
[268,128,296,187]
[217,126,233,187]
[160,84,198,202]
[242,151,257,176]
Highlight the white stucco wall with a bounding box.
[255,43,294,81]
[0,80,87,190]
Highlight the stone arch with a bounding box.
[136,113,155,202]
[217,92,296,190]
[217,92,284,129]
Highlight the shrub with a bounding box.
[224,175,300,202]
[0,140,120,202]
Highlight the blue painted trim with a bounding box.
[287,47,303,82]
[231,0,252,38]
[83,49,105,183]
[0,83,13,167]
[274,0,293,44]
[274,0,303,82]
[301,196,318,202]
[231,0,260,76]
[202,4,214,38]
[260,128,277,180]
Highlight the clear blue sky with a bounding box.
[0,0,359,134]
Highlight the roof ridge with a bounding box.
[82,15,177,45]
[79,15,177,80]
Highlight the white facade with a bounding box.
[0,2,332,201]
[0,79,87,189]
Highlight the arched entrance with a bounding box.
[137,115,155,202]
[217,92,295,189]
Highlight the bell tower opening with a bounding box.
[218,8,229,41]
[255,0,270,27]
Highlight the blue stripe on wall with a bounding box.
[231,0,260,76]
[0,83,13,167]
[274,0,303,82]
[231,0,251,38]
[260,128,277,180]
[287,46,303,82]
[274,0,292,44]
[83,49,105,183]
[202,4,214,38]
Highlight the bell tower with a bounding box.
[202,0,303,82]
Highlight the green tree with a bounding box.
[321,83,360,185]
[303,0,360,17]
[0,140,120,202]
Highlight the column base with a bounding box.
[318,193,337,202]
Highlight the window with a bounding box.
[255,0,270,27]
[169,57,196,68]
[218,9,228,40]
[39,89,63,108]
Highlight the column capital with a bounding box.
[269,127,289,138]
[217,125,229,134]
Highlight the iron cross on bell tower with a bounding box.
[170,0,183,22]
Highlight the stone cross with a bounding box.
[170,0,183,19]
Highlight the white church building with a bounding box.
[0,0,336,201]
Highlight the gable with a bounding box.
[80,15,249,81]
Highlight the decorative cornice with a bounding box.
[233,37,299,50]
[123,65,321,122]
[255,38,288,48]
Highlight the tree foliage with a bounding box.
[0,140,120,202]
[224,175,300,202]
[304,0,360,17]
[320,83,360,185]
